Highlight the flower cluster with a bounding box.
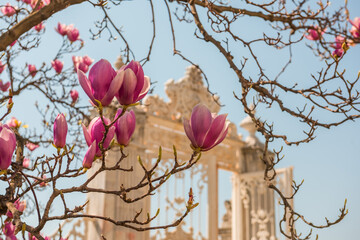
[55,23,81,42]
[51,59,64,74]
[331,36,348,58]
[72,55,93,73]
[1,3,16,17]
[0,54,229,240]
[0,57,229,173]
[78,59,149,107]
[304,26,325,41]
[7,117,21,129]
[77,59,150,168]
[6,198,26,218]
[350,17,360,41]
[77,59,228,169]
[305,17,360,58]
[1,0,51,17]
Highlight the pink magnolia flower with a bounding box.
[115,60,150,106]
[66,25,80,42]
[78,62,88,73]
[55,22,68,36]
[82,117,115,156]
[6,117,21,128]
[72,56,92,73]
[6,198,26,218]
[332,48,344,58]
[78,59,123,106]
[39,174,48,187]
[0,123,16,170]
[26,142,39,151]
[0,61,6,74]
[22,158,30,168]
[1,3,16,17]
[70,89,79,103]
[114,109,136,146]
[82,141,96,169]
[0,80,10,92]
[28,64,37,77]
[304,26,325,41]
[331,35,346,49]
[53,113,67,148]
[51,59,63,74]
[331,36,348,58]
[34,22,45,32]
[349,17,360,40]
[3,222,16,239]
[183,104,229,152]
[82,55,94,66]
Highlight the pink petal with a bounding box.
[136,76,150,102]
[77,69,96,104]
[82,124,92,146]
[202,125,229,151]
[116,69,137,105]
[3,125,16,150]
[103,125,115,149]
[190,104,213,147]
[83,141,96,169]
[88,59,116,101]
[202,114,228,149]
[0,126,16,170]
[87,117,98,132]
[115,110,136,146]
[183,118,197,148]
[101,70,124,106]
[132,62,145,100]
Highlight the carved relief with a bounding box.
[143,65,220,121]
[250,209,272,240]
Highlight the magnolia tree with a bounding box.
[0,0,359,240]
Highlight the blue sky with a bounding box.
[4,0,360,239]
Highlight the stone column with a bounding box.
[231,173,243,240]
[207,156,218,240]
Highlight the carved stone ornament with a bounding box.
[143,65,220,121]
[251,209,273,240]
